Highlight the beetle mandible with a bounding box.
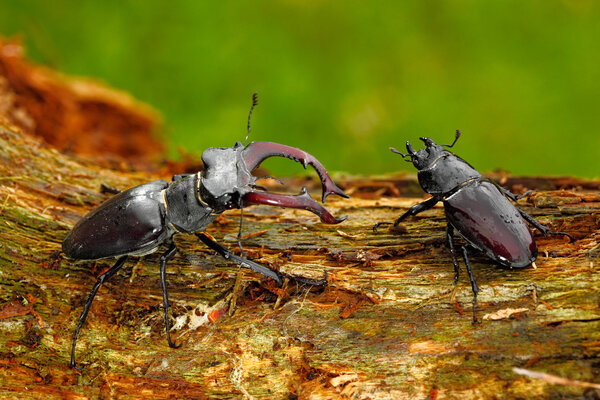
[63,95,348,368]
[374,130,573,322]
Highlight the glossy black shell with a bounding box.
[62,180,171,260]
[444,180,537,268]
[165,174,216,233]
[417,153,481,195]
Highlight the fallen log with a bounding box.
[0,120,599,399]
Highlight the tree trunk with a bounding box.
[0,122,599,399]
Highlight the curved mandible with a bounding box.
[243,187,347,224]
[241,141,348,202]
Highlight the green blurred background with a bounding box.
[1,1,599,177]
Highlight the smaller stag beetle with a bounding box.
[63,94,348,368]
[374,130,573,322]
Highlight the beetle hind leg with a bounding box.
[461,246,481,325]
[159,242,181,349]
[517,209,575,243]
[70,256,128,368]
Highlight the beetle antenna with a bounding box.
[244,92,259,146]
[442,130,461,148]
[390,147,413,162]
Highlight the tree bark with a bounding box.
[0,122,599,399]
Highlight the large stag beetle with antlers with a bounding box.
[63,94,348,368]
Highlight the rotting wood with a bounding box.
[0,123,599,399]
[0,37,164,161]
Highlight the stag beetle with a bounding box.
[374,130,573,322]
[63,95,348,368]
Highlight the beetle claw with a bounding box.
[548,231,575,243]
[372,221,392,232]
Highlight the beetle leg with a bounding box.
[100,183,121,194]
[373,196,439,232]
[196,233,327,286]
[512,190,534,201]
[461,246,481,325]
[372,221,393,232]
[517,208,575,243]
[394,196,439,225]
[236,197,246,257]
[446,223,460,285]
[70,256,128,369]
[196,233,282,284]
[237,207,245,256]
[498,186,534,202]
[159,242,181,349]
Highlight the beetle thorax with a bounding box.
[417,153,481,195]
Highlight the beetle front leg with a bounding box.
[70,256,128,368]
[461,246,480,325]
[159,242,181,349]
[196,233,283,284]
[196,233,327,286]
[373,196,439,232]
[236,197,247,257]
[517,209,575,242]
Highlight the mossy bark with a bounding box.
[0,123,599,399]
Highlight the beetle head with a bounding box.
[199,141,348,224]
[391,130,461,170]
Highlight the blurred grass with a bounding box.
[1,1,598,177]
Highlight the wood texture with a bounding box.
[1,123,599,399]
